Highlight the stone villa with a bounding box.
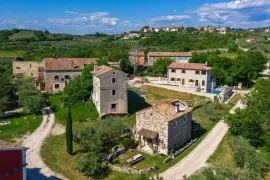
[135,100,193,155]
[92,65,128,117]
[167,62,216,93]
[148,52,192,65]
[13,57,98,92]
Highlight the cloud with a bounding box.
[150,15,191,24]
[191,0,270,27]
[24,20,39,24]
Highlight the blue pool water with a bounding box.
[208,90,222,94]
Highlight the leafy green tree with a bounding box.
[150,57,172,76]
[120,58,132,73]
[66,106,73,155]
[16,78,45,113]
[0,72,14,116]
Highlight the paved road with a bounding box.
[144,83,216,100]
[23,107,66,180]
[160,100,244,180]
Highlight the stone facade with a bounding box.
[135,100,193,155]
[13,59,43,78]
[12,57,97,93]
[92,65,128,117]
[148,52,192,65]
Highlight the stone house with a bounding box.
[148,52,192,65]
[13,57,98,92]
[92,65,128,117]
[135,100,193,155]
[167,62,216,93]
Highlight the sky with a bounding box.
[0,0,270,34]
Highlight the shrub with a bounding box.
[120,138,134,148]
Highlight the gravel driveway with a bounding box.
[160,100,244,180]
[23,107,66,180]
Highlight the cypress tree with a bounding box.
[66,105,73,155]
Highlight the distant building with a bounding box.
[0,141,28,180]
[217,28,227,34]
[92,65,128,117]
[170,26,181,32]
[167,62,216,93]
[12,57,98,92]
[129,51,145,65]
[246,38,256,43]
[148,52,192,65]
[265,28,270,33]
[123,33,139,39]
[135,100,193,155]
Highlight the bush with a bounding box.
[120,138,134,148]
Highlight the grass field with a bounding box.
[41,87,218,179]
[207,134,236,167]
[9,31,35,40]
[0,113,42,142]
[0,50,25,57]
[219,52,239,59]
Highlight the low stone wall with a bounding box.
[110,165,157,174]
[163,138,197,164]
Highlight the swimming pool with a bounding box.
[208,90,222,94]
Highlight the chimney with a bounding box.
[205,61,208,66]
[52,53,57,59]
[174,104,180,113]
[94,63,98,72]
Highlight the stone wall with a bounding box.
[167,112,192,151]
[45,70,81,92]
[110,165,157,174]
[135,109,169,155]
[98,70,128,116]
[13,60,43,78]
[92,75,101,114]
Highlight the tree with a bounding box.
[66,106,73,155]
[150,57,172,76]
[0,73,14,116]
[120,58,132,73]
[16,78,45,113]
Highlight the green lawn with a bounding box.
[49,94,99,125]
[41,87,227,179]
[0,50,25,57]
[219,52,238,59]
[0,113,42,142]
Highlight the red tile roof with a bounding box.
[137,100,193,122]
[44,58,98,71]
[168,62,211,71]
[92,65,113,77]
[148,52,192,57]
[129,52,145,56]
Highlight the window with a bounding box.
[30,64,32,68]
[16,67,21,69]
[112,89,116,95]
[189,79,194,83]
[64,75,70,80]
[55,84,60,89]
[30,72,33,77]
[195,71,200,75]
[170,78,175,81]
[182,70,186,74]
[183,116,187,124]
[111,104,117,109]
[171,69,176,73]
[177,78,181,81]
[54,75,59,80]
[202,80,205,86]
[36,82,39,86]
[113,72,116,75]
[202,71,206,75]
[112,78,116,83]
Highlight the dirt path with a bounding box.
[23,107,67,180]
[160,100,244,180]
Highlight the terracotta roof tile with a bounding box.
[137,100,193,121]
[168,62,211,71]
[44,58,98,71]
[92,65,113,77]
[129,52,145,56]
[138,128,158,139]
[148,52,192,57]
